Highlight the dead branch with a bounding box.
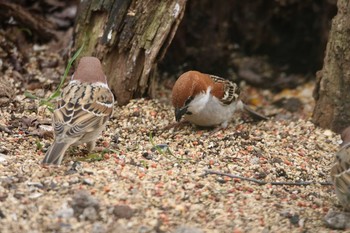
[203,169,332,186]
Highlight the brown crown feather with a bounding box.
[73,57,107,84]
[172,71,225,108]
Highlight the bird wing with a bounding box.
[331,144,350,194]
[53,82,114,140]
[209,75,240,105]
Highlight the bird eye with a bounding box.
[185,96,194,106]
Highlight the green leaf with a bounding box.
[39,99,54,108]
[78,153,103,162]
[57,44,85,91]
[47,106,54,113]
[140,160,149,168]
[19,27,32,36]
[46,90,61,102]
[36,140,43,150]
[148,132,191,162]
[24,91,38,99]
[25,42,86,113]
[101,148,118,155]
[48,43,85,101]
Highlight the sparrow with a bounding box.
[330,126,350,210]
[171,70,267,129]
[42,56,114,165]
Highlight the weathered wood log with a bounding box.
[73,0,187,105]
[312,0,350,133]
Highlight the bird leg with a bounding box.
[86,140,96,152]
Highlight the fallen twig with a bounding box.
[203,169,333,186]
[153,121,190,136]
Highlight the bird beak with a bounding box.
[175,107,188,122]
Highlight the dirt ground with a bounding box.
[0,45,345,233]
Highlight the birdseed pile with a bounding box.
[0,55,343,233]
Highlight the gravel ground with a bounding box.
[0,51,343,233]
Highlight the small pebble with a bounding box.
[0,153,7,163]
[29,192,43,199]
[83,178,94,186]
[112,205,135,219]
[324,210,350,229]
[173,225,204,233]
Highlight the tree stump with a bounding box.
[73,0,187,105]
[313,0,350,133]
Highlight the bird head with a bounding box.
[341,126,350,147]
[72,57,107,84]
[171,71,220,122]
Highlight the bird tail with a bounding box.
[42,142,70,165]
[243,104,268,121]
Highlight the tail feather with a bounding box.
[42,142,70,165]
[243,104,268,121]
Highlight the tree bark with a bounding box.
[73,0,186,105]
[312,0,350,133]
